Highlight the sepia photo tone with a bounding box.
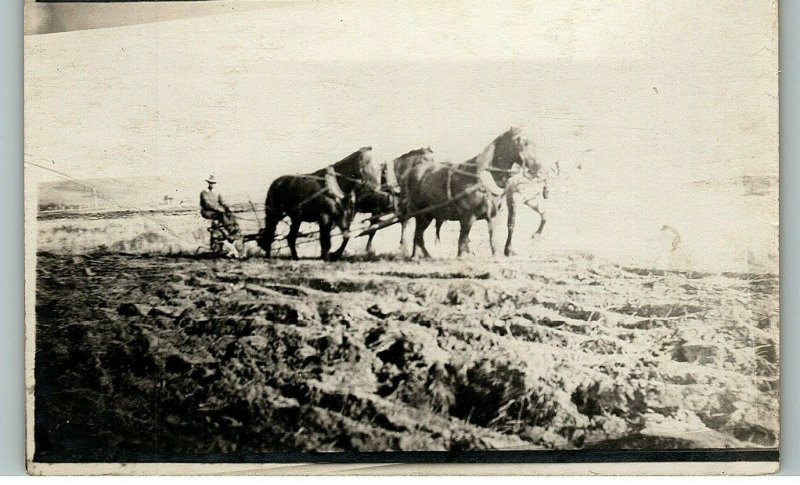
[24,0,779,474]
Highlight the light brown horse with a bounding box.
[502,163,557,255]
[388,147,436,254]
[433,159,559,256]
[258,147,381,261]
[352,162,398,254]
[403,127,539,257]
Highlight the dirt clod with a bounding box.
[35,252,778,459]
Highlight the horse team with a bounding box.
[257,127,551,261]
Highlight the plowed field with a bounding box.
[34,251,779,460]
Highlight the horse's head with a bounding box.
[388,147,435,193]
[356,146,382,192]
[381,160,401,195]
[331,146,381,194]
[499,126,540,177]
[479,127,539,187]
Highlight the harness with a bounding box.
[446,164,508,206]
[324,165,347,201]
[267,165,374,216]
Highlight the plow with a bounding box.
[205,208,402,259]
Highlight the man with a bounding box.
[200,175,233,242]
[200,175,229,220]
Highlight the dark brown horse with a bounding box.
[257,147,381,261]
[352,147,436,254]
[403,128,539,257]
[353,162,398,254]
[390,147,436,255]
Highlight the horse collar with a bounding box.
[446,164,455,201]
[324,165,347,201]
[478,171,506,197]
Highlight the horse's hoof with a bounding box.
[504,248,517,257]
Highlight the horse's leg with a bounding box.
[531,203,547,240]
[287,215,301,261]
[434,219,445,245]
[458,214,476,257]
[330,202,357,261]
[330,219,351,262]
[487,215,499,257]
[318,214,333,261]
[399,217,412,256]
[259,212,281,259]
[413,215,433,258]
[505,191,517,256]
[365,214,378,254]
[366,229,376,254]
[397,198,411,256]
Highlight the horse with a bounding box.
[389,147,436,255]
[431,152,559,257]
[351,147,436,255]
[402,127,539,258]
[353,162,398,254]
[257,147,381,261]
[504,162,561,256]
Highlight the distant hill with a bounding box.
[38,176,196,212]
[691,175,779,197]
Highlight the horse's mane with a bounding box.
[332,146,371,169]
[471,140,498,172]
[310,146,371,177]
[469,127,529,172]
[398,147,433,159]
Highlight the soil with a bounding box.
[34,251,779,461]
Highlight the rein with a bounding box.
[292,169,382,191]
[445,161,511,203]
[264,187,329,216]
[443,160,521,175]
[267,164,382,216]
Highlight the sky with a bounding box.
[24,0,778,272]
[23,0,301,35]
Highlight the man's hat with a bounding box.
[205,175,217,184]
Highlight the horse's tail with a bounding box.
[435,219,444,244]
